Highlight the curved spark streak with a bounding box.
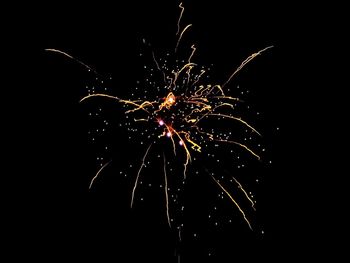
[214,139,261,160]
[45,49,98,74]
[152,51,167,84]
[212,96,242,102]
[131,143,153,208]
[175,24,192,52]
[80,93,154,114]
[232,176,256,211]
[89,161,112,189]
[80,93,121,103]
[172,129,192,179]
[176,2,185,35]
[164,124,177,156]
[188,44,196,63]
[163,153,171,228]
[173,62,196,87]
[211,175,253,230]
[222,46,274,88]
[191,69,206,88]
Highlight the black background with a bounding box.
[4,0,346,261]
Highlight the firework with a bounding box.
[45,1,273,259]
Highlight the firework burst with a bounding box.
[45,1,273,259]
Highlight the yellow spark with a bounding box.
[222,46,274,88]
[191,69,206,87]
[152,51,167,84]
[186,119,198,124]
[211,102,235,111]
[171,129,192,179]
[232,176,256,211]
[211,175,253,230]
[215,138,260,160]
[164,124,177,156]
[188,44,196,63]
[193,85,208,97]
[172,62,196,88]
[176,2,185,35]
[194,127,215,141]
[180,131,201,152]
[212,95,241,102]
[191,84,225,97]
[45,48,98,74]
[124,100,156,114]
[163,153,171,228]
[186,65,194,86]
[163,92,176,109]
[131,143,153,208]
[204,84,226,97]
[80,93,155,114]
[155,92,175,114]
[134,118,149,122]
[89,161,111,189]
[79,93,121,103]
[185,100,210,106]
[175,24,192,52]
[160,125,191,179]
[183,101,211,120]
[166,75,174,87]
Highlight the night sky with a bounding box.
[5,0,343,262]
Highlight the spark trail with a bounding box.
[89,161,111,189]
[131,143,153,208]
[163,153,171,228]
[211,175,253,230]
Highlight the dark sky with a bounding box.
[5,0,344,261]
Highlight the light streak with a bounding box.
[131,143,153,208]
[211,175,253,230]
[89,161,111,189]
[163,153,171,228]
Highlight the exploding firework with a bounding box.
[45,1,274,259]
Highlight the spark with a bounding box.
[191,69,206,88]
[222,46,274,88]
[188,44,196,63]
[80,93,156,114]
[176,2,185,35]
[164,123,177,156]
[45,48,98,75]
[232,176,256,211]
[131,143,153,208]
[80,93,122,103]
[89,161,111,189]
[158,92,176,111]
[175,24,192,52]
[163,153,171,228]
[214,138,261,160]
[152,51,166,83]
[211,175,253,230]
